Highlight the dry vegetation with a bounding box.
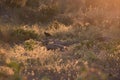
[0,0,120,80]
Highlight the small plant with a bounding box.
[7,61,22,80]
[41,76,50,80]
[24,39,37,51]
[48,21,61,30]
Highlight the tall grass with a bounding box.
[0,0,120,80]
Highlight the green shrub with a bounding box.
[41,76,50,80]
[101,43,120,79]
[24,39,37,51]
[11,28,39,43]
[7,61,22,80]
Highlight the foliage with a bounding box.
[11,28,39,43]
[0,0,120,80]
[7,61,22,80]
[24,39,37,51]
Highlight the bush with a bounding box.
[24,39,37,51]
[11,28,39,43]
[7,61,22,80]
[100,42,120,79]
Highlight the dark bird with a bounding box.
[44,32,52,37]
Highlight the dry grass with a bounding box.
[0,22,120,80]
[0,0,120,80]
